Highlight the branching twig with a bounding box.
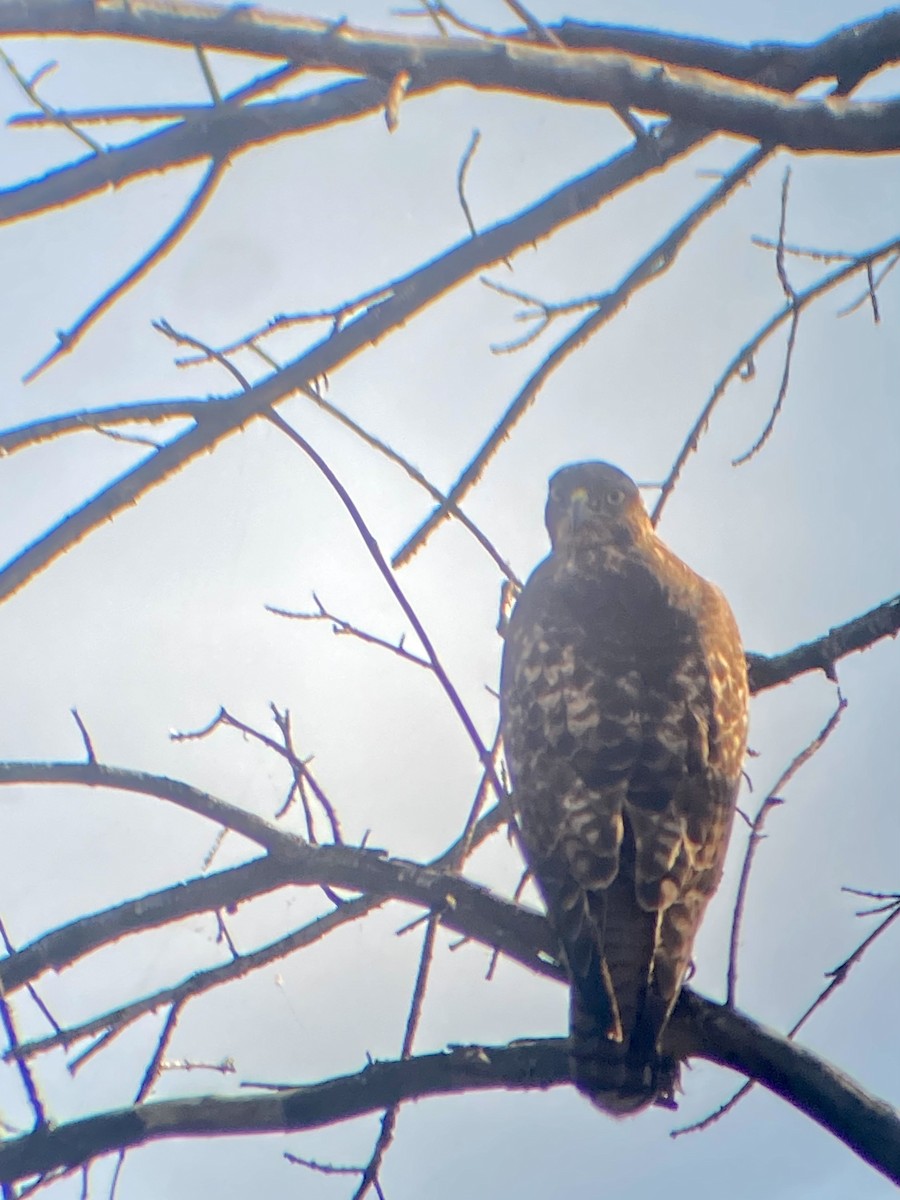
[395,140,768,565]
[266,411,506,803]
[652,231,900,523]
[354,917,439,1199]
[732,168,798,467]
[676,889,900,1138]
[0,50,102,153]
[268,595,431,670]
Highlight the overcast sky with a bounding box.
[1,1,899,1197]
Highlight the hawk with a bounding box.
[500,462,748,1114]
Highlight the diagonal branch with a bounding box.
[2,3,900,150]
[746,594,900,692]
[393,140,769,565]
[0,120,703,607]
[0,81,387,225]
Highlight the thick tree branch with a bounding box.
[1,759,898,1180]
[553,11,900,94]
[2,3,899,150]
[1,997,898,1185]
[676,993,900,1183]
[0,81,386,225]
[747,594,900,691]
[0,121,702,605]
[0,761,553,990]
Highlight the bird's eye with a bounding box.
[606,488,626,506]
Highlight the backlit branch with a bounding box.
[1,1000,899,1186]
[0,115,704,606]
[652,232,900,523]
[394,140,769,566]
[747,594,900,692]
[2,3,900,151]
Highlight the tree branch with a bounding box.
[1,997,898,1185]
[2,3,900,150]
[0,119,702,605]
[747,594,900,692]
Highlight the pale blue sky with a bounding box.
[1,2,899,1197]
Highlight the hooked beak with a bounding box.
[569,486,590,532]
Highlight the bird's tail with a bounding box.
[569,988,679,1115]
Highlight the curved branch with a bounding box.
[1,997,898,1185]
[676,992,900,1184]
[0,857,295,994]
[0,761,553,990]
[2,2,900,150]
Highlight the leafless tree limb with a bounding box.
[0,114,705,606]
[1,997,899,1187]
[652,231,900,522]
[394,140,770,565]
[727,694,847,1005]
[746,594,900,692]
[2,3,900,150]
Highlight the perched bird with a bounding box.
[499,462,748,1114]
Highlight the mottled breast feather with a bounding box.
[500,462,748,1115]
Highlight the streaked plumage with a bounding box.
[500,462,748,1114]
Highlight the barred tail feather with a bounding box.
[569,988,680,1115]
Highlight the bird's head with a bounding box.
[544,461,650,555]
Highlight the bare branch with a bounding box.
[652,231,900,523]
[268,597,431,670]
[746,594,900,692]
[456,128,481,237]
[0,49,102,153]
[727,694,847,1005]
[0,113,704,607]
[396,140,769,565]
[266,411,507,802]
[26,159,226,380]
[2,3,900,151]
[2,999,900,1186]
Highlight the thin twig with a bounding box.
[727,693,847,1006]
[172,705,344,847]
[0,50,103,153]
[395,141,769,565]
[837,253,899,317]
[153,319,252,391]
[354,916,440,1199]
[0,922,46,1127]
[194,46,222,104]
[731,169,799,467]
[25,159,227,381]
[675,888,900,1138]
[0,918,60,1037]
[134,1002,183,1103]
[70,708,96,764]
[268,595,431,669]
[265,411,506,801]
[652,231,900,524]
[731,306,799,467]
[456,128,482,237]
